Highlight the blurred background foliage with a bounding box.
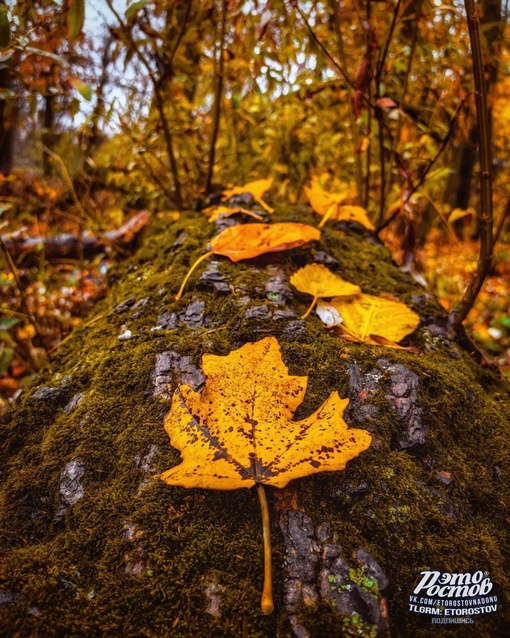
[0,0,509,411]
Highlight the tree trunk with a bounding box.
[0,206,509,637]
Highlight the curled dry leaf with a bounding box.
[175,223,320,300]
[223,178,274,213]
[158,336,372,614]
[317,294,420,344]
[290,263,360,318]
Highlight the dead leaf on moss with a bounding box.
[317,294,420,345]
[290,263,360,318]
[175,223,320,299]
[304,180,374,230]
[159,336,370,489]
[223,178,274,213]
[158,337,372,614]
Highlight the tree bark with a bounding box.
[0,206,508,637]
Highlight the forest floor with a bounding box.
[1,173,509,416]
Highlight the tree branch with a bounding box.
[451,0,494,325]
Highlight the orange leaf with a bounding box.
[175,223,320,299]
[223,178,274,213]
[211,222,320,262]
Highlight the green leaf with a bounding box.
[125,0,149,21]
[69,77,93,100]
[0,347,14,375]
[67,0,85,40]
[0,317,19,331]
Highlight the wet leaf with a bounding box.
[159,336,372,490]
[290,264,361,318]
[317,294,420,343]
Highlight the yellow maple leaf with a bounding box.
[223,178,274,213]
[318,294,420,344]
[175,223,320,299]
[304,180,374,230]
[159,337,372,613]
[290,263,361,318]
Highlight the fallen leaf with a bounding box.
[303,180,333,216]
[317,294,420,343]
[304,180,374,230]
[290,264,360,318]
[159,337,370,489]
[176,223,320,299]
[223,178,274,213]
[158,337,372,613]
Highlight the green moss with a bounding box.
[0,206,509,637]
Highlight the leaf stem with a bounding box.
[175,251,214,301]
[256,484,274,615]
[301,296,318,320]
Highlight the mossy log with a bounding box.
[0,205,509,637]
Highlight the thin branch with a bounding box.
[206,0,228,194]
[493,195,510,245]
[378,0,422,229]
[375,0,403,81]
[105,0,183,206]
[329,0,363,205]
[363,1,372,210]
[294,2,357,93]
[451,0,493,325]
[377,97,464,232]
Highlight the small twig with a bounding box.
[205,0,228,194]
[42,145,93,224]
[493,195,510,245]
[293,2,357,93]
[329,0,363,205]
[451,0,493,325]
[105,0,183,206]
[378,0,422,229]
[377,98,464,233]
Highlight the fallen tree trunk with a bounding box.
[1,210,150,260]
[0,205,508,637]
